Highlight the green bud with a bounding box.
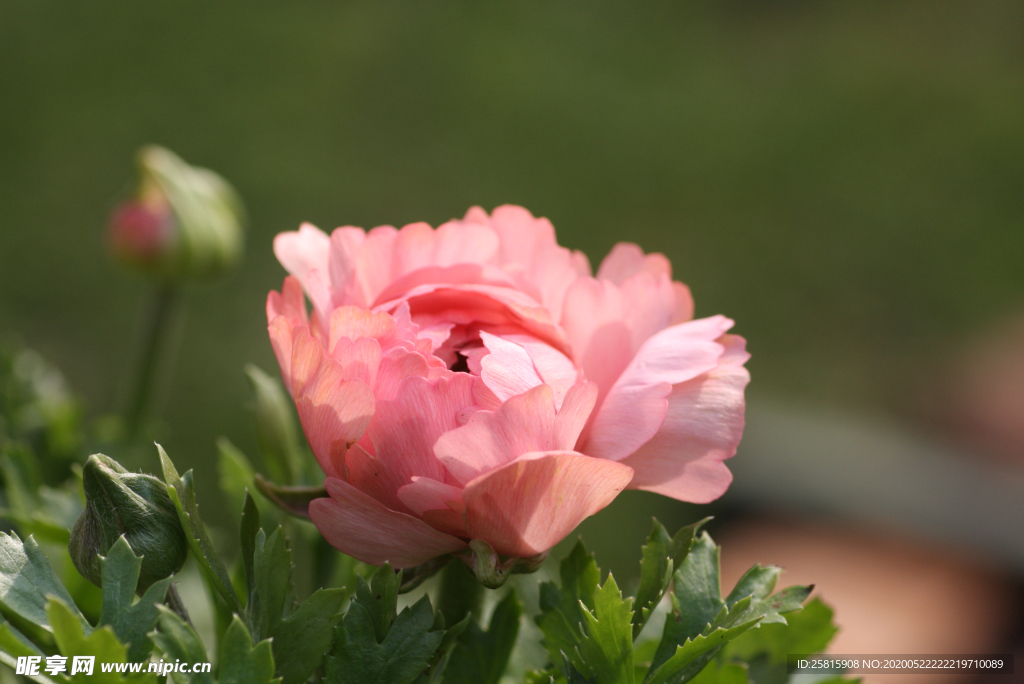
[109,145,245,280]
[69,453,188,591]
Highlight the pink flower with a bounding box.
[267,205,749,567]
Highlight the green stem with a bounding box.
[436,559,485,628]
[124,282,179,439]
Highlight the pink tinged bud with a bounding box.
[108,201,176,267]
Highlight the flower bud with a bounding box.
[69,453,188,591]
[108,145,244,280]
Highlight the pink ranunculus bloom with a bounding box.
[267,205,749,568]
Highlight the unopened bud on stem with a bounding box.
[69,453,188,591]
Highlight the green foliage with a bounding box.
[159,444,244,614]
[443,591,522,684]
[324,595,445,684]
[151,608,278,684]
[48,596,157,683]
[244,365,307,487]
[0,531,90,643]
[577,575,635,684]
[97,536,173,661]
[633,519,709,639]
[537,539,601,668]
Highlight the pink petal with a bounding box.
[310,477,466,568]
[480,205,592,322]
[397,477,465,525]
[435,384,561,485]
[327,306,396,353]
[502,334,580,409]
[373,346,432,401]
[361,373,476,487]
[266,275,307,326]
[289,330,376,479]
[554,381,598,450]
[328,227,368,307]
[462,451,633,557]
[561,278,633,392]
[582,316,733,462]
[273,223,331,290]
[620,334,749,503]
[671,281,694,324]
[596,242,671,285]
[479,332,544,402]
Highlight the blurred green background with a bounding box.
[2,0,1023,590]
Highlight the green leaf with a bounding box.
[158,444,243,614]
[421,613,469,684]
[721,598,838,679]
[353,562,401,643]
[577,574,635,684]
[443,590,522,684]
[271,587,347,684]
[686,663,749,684]
[250,526,292,642]
[537,539,600,672]
[0,616,56,684]
[48,596,157,683]
[648,532,724,677]
[97,536,172,662]
[644,600,763,684]
[217,616,279,684]
[240,491,260,613]
[0,531,90,641]
[150,604,214,684]
[218,438,257,529]
[245,364,306,486]
[324,595,445,684]
[633,519,709,639]
[723,566,780,609]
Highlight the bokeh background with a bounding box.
[2,2,1023,680]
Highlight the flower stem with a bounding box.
[436,558,485,627]
[124,282,179,439]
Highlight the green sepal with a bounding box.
[158,444,243,614]
[253,474,325,520]
[443,590,522,684]
[97,535,173,662]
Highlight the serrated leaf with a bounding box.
[240,492,260,613]
[633,519,709,639]
[724,566,780,609]
[0,531,89,641]
[48,596,157,683]
[250,527,291,642]
[271,587,346,684]
[443,590,522,684]
[562,654,596,684]
[324,596,445,684]
[421,612,469,684]
[158,444,243,615]
[648,532,724,677]
[537,540,600,672]
[353,562,401,643]
[97,536,172,661]
[577,574,634,684]
[644,608,762,684]
[150,604,213,684]
[721,598,838,668]
[217,616,279,684]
